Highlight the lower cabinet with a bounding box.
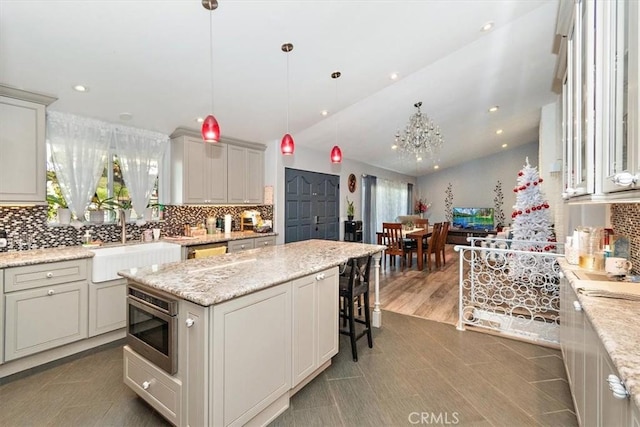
[5,281,88,361]
[89,278,126,337]
[292,268,338,387]
[124,345,182,426]
[212,281,292,427]
[561,276,638,426]
[227,239,254,253]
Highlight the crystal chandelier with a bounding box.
[393,102,444,161]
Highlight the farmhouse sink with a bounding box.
[90,242,182,283]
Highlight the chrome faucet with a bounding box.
[119,209,128,244]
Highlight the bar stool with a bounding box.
[339,254,373,361]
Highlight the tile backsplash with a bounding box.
[0,205,273,252]
[610,203,640,275]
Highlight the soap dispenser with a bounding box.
[83,230,92,245]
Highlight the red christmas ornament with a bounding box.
[533,181,538,185]
[544,203,549,208]
[518,171,523,176]
[526,182,531,186]
[513,188,518,193]
[539,178,544,183]
[518,210,522,215]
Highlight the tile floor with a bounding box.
[0,310,577,426]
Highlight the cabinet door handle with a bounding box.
[46,272,54,278]
[611,172,638,187]
[142,381,150,390]
[263,242,269,246]
[316,273,325,281]
[185,318,195,328]
[558,272,564,279]
[607,374,630,399]
[573,301,582,311]
[47,289,55,296]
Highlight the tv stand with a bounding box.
[446,228,496,245]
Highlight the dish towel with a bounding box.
[194,247,227,259]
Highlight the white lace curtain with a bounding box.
[375,178,409,231]
[46,111,111,222]
[47,111,169,222]
[114,127,169,219]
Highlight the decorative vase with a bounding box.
[57,208,71,225]
[89,209,104,224]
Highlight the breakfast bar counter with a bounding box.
[118,239,386,306]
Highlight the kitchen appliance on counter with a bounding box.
[240,210,261,231]
[126,284,178,374]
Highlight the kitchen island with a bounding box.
[118,239,385,427]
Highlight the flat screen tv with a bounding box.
[452,207,494,230]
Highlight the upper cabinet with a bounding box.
[558,0,640,202]
[170,128,265,205]
[227,144,264,204]
[0,85,56,204]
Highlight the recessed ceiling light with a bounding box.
[391,144,398,150]
[496,129,503,135]
[73,85,88,92]
[481,21,494,32]
[321,110,328,116]
[119,112,133,121]
[502,143,508,148]
[390,72,399,80]
[434,165,439,170]
[416,156,423,162]
[196,117,204,123]
[488,106,499,113]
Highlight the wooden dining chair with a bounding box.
[381,222,408,271]
[413,218,430,254]
[424,222,442,271]
[438,221,450,266]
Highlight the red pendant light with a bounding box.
[202,114,220,142]
[202,0,220,143]
[330,145,342,163]
[280,43,295,155]
[330,71,342,163]
[281,133,294,155]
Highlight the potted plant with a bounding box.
[89,193,118,223]
[346,197,355,221]
[46,194,71,225]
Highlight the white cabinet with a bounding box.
[561,278,639,426]
[558,0,640,201]
[292,267,338,387]
[3,259,89,361]
[170,127,266,205]
[227,238,254,253]
[88,278,126,337]
[171,132,227,204]
[0,85,56,204]
[0,272,3,365]
[124,345,182,426]
[227,144,264,204]
[211,282,292,427]
[253,235,277,249]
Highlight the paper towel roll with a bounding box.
[224,214,232,234]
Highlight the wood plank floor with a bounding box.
[379,244,460,325]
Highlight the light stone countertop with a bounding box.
[0,246,94,268]
[560,259,640,409]
[161,231,277,246]
[118,239,386,307]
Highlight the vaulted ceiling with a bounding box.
[0,0,560,176]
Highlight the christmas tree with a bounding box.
[510,157,555,252]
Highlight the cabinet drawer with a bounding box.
[124,345,182,426]
[4,281,88,361]
[4,259,88,292]
[253,236,276,248]
[227,239,255,253]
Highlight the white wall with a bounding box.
[415,142,539,227]
[264,140,416,243]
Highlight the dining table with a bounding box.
[377,226,433,271]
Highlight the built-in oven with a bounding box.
[126,284,178,375]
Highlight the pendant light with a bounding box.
[330,71,342,163]
[201,0,220,143]
[280,43,295,155]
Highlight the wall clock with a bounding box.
[348,173,357,193]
